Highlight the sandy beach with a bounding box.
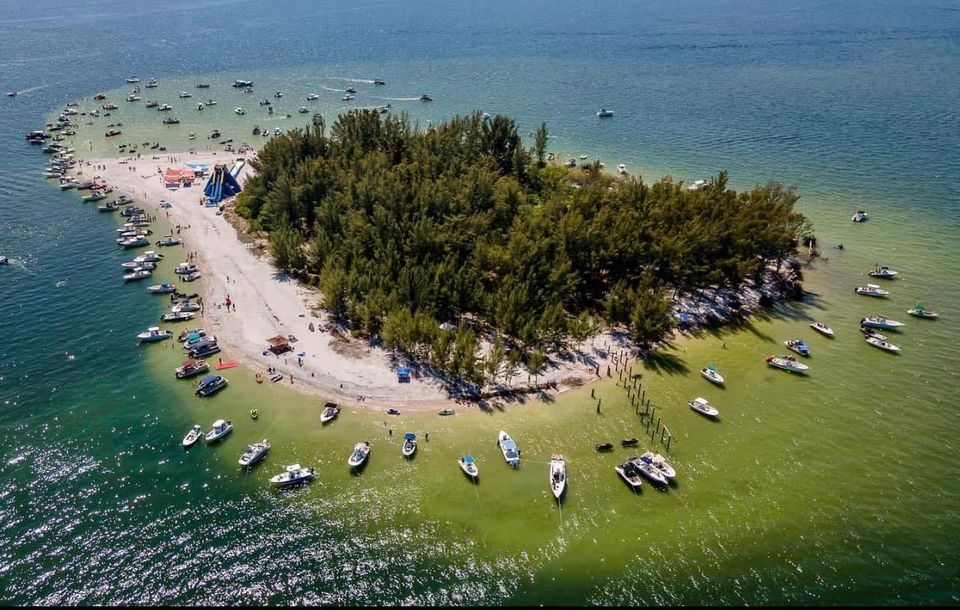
[83,151,621,410]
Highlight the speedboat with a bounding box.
[497,430,520,468]
[614,461,644,490]
[145,78,158,88]
[784,339,811,357]
[344,87,356,94]
[178,91,192,98]
[239,439,271,468]
[402,433,417,458]
[458,454,479,478]
[907,304,938,319]
[147,283,177,294]
[157,104,172,111]
[688,396,721,417]
[373,79,386,85]
[866,335,901,353]
[125,76,141,83]
[273,91,282,98]
[270,464,315,487]
[810,322,835,338]
[341,94,355,101]
[162,116,180,125]
[617,163,627,174]
[637,452,676,479]
[171,301,201,313]
[195,374,228,397]
[205,419,232,443]
[137,326,171,343]
[123,268,152,282]
[700,364,724,385]
[175,359,208,379]
[145,100,159,108]
[869,266,898,279]
[183,271,202,282]
[860,316,905,330]
[126,94,140,102]
[174,262,199,274]
[182,424,203,448]
[320,402,340,424]
[232,79,253,88]
[81,190,108,202]
[158,236,182,247]
[348,441,371,468]
[306,93,319,100]
[596,108,614,117]
[119,236,150,248]
[630,457,669,486]
[765,354,810,374]
[161,311,194,322]
[856,284,890,298]
[235,107,245,115]
[852,210,869,222]
[419,94,433,102]
[549,454,566,500]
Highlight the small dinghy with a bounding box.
[810,322,835,338]
[182,424,203,448]
[700,364,725,385]
[620,438,639,448]
[907,303,938,319]
[458,454,479,479]
[347,441,371,468]
[866,335,901,353]
[205,419,232,443]
[270,463,315,487]
[320,402,341,424]
[852,210,868,222]
[784,339,811,357]
[595,442,614,452]
[638,452,676,479]
[615,461,644,490]
[497,430,520,468]
[688,396,720,418]
[402,433,417,458]
[238,439,270,468]
[549,454,567,500]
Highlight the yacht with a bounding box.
[907,304,938,319]
[458,454,479,479]
[860,316,905,330]
[865,335,901,353]
[175,359,208,379]
[784,339,811,357]
[614,461,644,490]
[688,396,720,418]
[852,210,869,222]
[195,374,228,397]
[344,87,356,94]
[239,439,271,468]
[270,464,315,487]
[856,284,890,298]
[205,419,233,443]
[596,108,614,117]
[549,454,566,500]
[182,424,203,448]
[348,441,371,468]
[497,430,520,468]
[765,354,810,374]
[869,266,898,279]
[810,322,835,338]
[700,365,725,386]
[137,326,171,343]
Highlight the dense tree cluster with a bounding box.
[237,111,809,382]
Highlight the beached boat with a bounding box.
[810,322,835,337]
[320,402,341,424]
[852,210,869,222]
[549,454,566,500]
[866,335,901,353]
[239,439,271,468]
[158,236,182,247]
[184,335,215,351]
[147,283,176,294]
[869,265,898,279]
[195,374,228,397]
[175,359,208,379]
[119,236,150,248]
[190,342,220,358]
[907,304,938,319]
[386,408,400,415]
[182,424,203,448]
[205,419,232,443]
[596,108,614,117]
[402,433,417,458]
[161,311,194,322]
[97,202,119,212]
[81,190,107,202]
[270,464,315,487]
[615,461,644,490]
[348,441,371,468]
[637,452,676,479]
[171,301,201,313]
[860,316,905,330]
[438,409,455,416]
[700,364,725,385]
[178,328,206,342]
[617,163,627,174]
[137,326,171,343]
[784,339,811,357]
[174,262,198,274]
[122,268,152,282]
[458,454,479,478]
[497,430,520,468]
[138,251,163,262]
[766,354,809,374]
[856,283,890,298]
[183,271,202,282]
[688,396,720,417]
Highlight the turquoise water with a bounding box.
[1,0,959,604]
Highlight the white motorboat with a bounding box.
[270,463,315,487]
[138,251,163,263]
[178,91,192,98]
[239,439,271,468]
[402,433,417,458]
[184,271,202,282]
[497,430,520,468]
[765,354,809,374]
[348,441,371,468]
[137,326,171,343]
[119,236,150,248]
[162,311,194,322]
[596,108,614,117]
[866,335,901,353]
[171,302,201,313]
[458,454,479,478]
[147,283,177,294]
[549,454,566,500]
[810,322,835,338]
[688,396,720,417]
[195,374,228,397]
[205,419,233,443]
[174,262,199,274]
[158,236,182,247]
[125,76,141,83]
[630,457,669,486]
[126,94,140,102]
[637,452,676,479]
[157,104,172,111]
[700,364,724,386]
[306,93,319,100]
[320,402,340,423]
[784,339,811,357]
[175,358,208,379]
[856,283,890,298]
[614,462,643,490]
[182,424,203,448]
[123,268,152,282]
[907,304,938,319]
[860,316,905,330]
[869,265,898,279]
[617,163,627,174]
[235,107,245,115]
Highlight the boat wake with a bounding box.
[15,81,62,95]
[318,85,346,93]
[369,96,421,101]
[318,76,375,84]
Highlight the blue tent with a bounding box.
[397,367,411,382]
